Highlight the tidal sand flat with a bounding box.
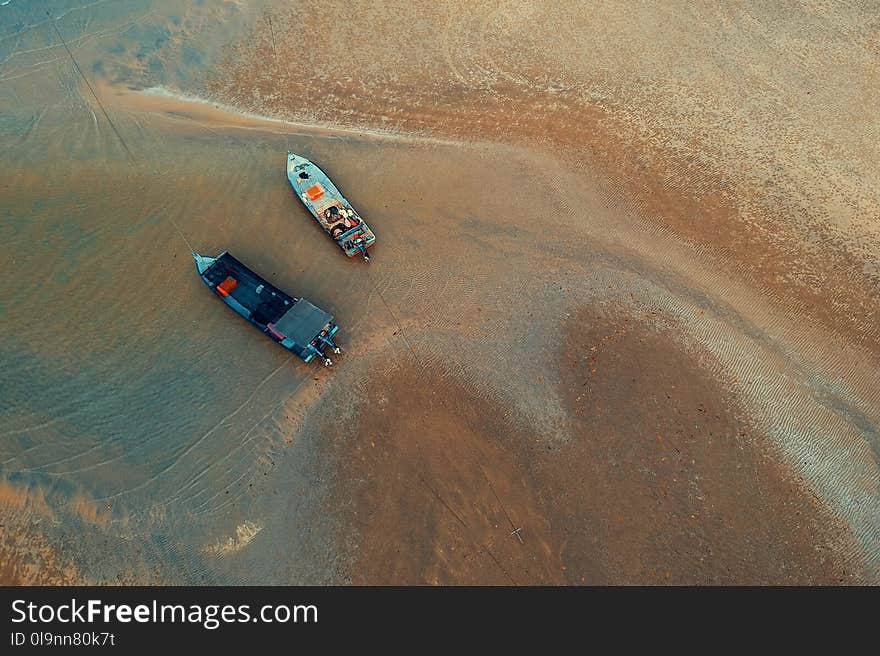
[1,1,877,583]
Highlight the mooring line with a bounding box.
[367,268,420,363]
[47,10,134,163]
[49,10,199,255]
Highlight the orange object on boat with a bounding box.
[216,275,238,297]
[305,183,325,201]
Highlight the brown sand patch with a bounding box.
[325,363,565,585]
[0,505,162,585]
[0,478,114,529]
[0,481,121,584]
[0,489,80,585]
[0,481,130,584]
[66,493,113,527]
[551,307,862,584]
[0,518,82,585]
[0,479,55,519]
[326,311,863,584]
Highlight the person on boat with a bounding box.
[339,207,359,229]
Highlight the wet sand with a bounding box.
[1,1,878,584]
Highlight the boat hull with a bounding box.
[193,251,340,365]
[287,152,376,260]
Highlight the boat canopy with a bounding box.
[271,299,332,344]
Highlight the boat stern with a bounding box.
[340,226,377,260]
[273,299,341,366]
[305,322,341,365]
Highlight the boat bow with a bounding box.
[192,252,217,275]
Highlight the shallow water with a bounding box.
[1,0,301,582]
[1,1,878,583]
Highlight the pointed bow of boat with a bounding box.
[192,252,216,275]
[287,152,306,176]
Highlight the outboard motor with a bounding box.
[317,332,342,354]
[306,342,333,366]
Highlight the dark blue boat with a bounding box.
[193,251,340,365]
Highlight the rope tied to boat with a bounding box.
[48,10,196,256]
